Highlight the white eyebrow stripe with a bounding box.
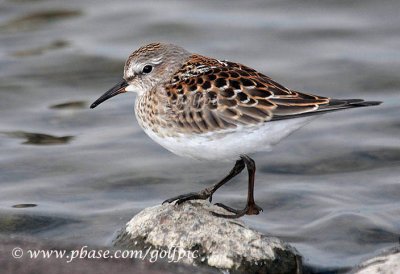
[150,56,163,65]
[129,57,163,74]
[130,63,142,73]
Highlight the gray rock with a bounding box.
[352,247,400,274]
[114,200,302,274]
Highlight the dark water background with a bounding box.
[0,0,399,272]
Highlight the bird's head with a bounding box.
[90,43,190,109]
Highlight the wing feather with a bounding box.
[163,55,379,133]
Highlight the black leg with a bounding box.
[212,155,263,218]
[163,158,245,205]
[163,154,263,219]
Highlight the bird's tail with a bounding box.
[319,98,382,112]
[271,99,382,121]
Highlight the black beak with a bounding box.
[90,79,129,109]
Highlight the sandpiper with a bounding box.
[90,43,381,218]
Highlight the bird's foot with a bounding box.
[162,187,213,205]
[212,202,263,219]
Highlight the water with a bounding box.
[0,0,399,272]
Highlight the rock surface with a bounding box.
[114,200,302,274]
[352,246,400,274]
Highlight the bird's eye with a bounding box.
[142,65,153,74]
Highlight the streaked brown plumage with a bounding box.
[164,54,329,133]
[131,46,378,137]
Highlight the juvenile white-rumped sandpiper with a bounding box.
[90,43,381,218]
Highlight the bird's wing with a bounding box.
[163,55,377,134]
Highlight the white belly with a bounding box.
[139,116,316,161]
